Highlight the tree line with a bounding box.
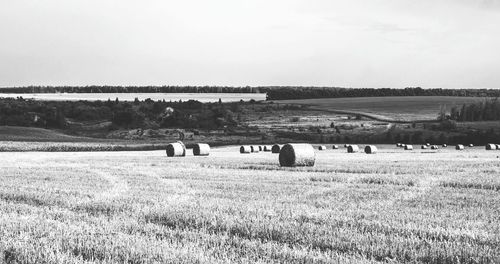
[0,86,262,94]
[448,98,500,122]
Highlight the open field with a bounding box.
[0,93,266,103]
[277,96,492,121]
[0,146,499,263]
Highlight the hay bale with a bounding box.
[402,144,407,148]
[456,144,465,150]
[318,146,327,150]
[347,145,360,153]
[431,145,439,150]
[251,146,260,153]
[166,141,186,157]
[396,143,402,147]
[240,145,251,153]
[258,146,263,151]
[332,145,339,149]
[344,144,349,148]
[405,145,413,150]
[486,144,496,150]
[426,143,430,146]
[421,145,428,149]
[193,143,210,156]
[469,144,474,147]
[271,144,281,153]
[496,144,500,150]
[279,143,315,167]
[442,144,447,148]
[263,145,272,152]
[364,145,377,154]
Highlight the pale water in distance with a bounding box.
[0,93,267,102]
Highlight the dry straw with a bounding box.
[279,143,315,167]
[318,146,327,150]
[263,145,272,152]
[431,145,439,150]
[486,144,496,150]
[421,145,428,149]
[240,146,251,154]
[456,144,465,150]
[166,141,186,157]
[251,146,260,153]
[193,143,210,156]
[332,145,339,149]
[271,144,281,153]
[347,145,360,153]
[364,145,377,154]
[405,145,413,150]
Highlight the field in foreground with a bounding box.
[277,96,491,121]
[0,146,499,263]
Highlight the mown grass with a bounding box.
[0,146,499,263]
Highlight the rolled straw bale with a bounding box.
[421,145,428,149]
[431,145,439,150]
[318,146,327,150]
[332,145,339,149]
[271,144,281,153]
[279,143,315,167]
[258,146,263,151]
[469,144,474,147]
[442,144,447,147]
[364,145,377,154]
[240,146,251,154]
[193,143,210,156]
[251,146,260,153]
[396,143,402,147]
[486,144,496,150]
[405,145,413,150]
[263,145,272,152]
[166,141,186,157]
[456,144,465,150]
[347,145,360,153]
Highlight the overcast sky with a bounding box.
[0,0,499,88]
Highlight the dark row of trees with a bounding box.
[0,98,244,130]
[449,98,500,121]
[266,87,500,100]
[0,86,262,94]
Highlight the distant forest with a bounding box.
[1,86,500,100]
[448,98,500,122]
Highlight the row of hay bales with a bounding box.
[166,141,210,157]
[395,143,481,150]
[239,145,276,153]
[486,144,500,150]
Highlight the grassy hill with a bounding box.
[277,96,491,122]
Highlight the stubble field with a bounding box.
[0,146,499,263]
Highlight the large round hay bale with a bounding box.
[263,145,272,152]
[364,145,377,154]
[240,145,251,154]
[456,144,465,150]
[442,144,447,148]
[318,146,327,150]
[405,145,413,150]
[468,144,474,147]
[193,143,210,156]
[431,145,439,150]
[486,144,496,150]
[496,144,500,150]
[332,145,339,149]
[347,145,360,153]
[166,141,186,157]
[396,143,402,147]
[279,143,315,167]
[421,145,428,149]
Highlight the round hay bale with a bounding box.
[318,146,327,150]
[251,146,260,153]
[442,144,447,148]
[469,144,474,147]
[456,144,465,150]
[258,146,263,151]
[421,145,428,149]
[344,144,349,148]
[332,145,339,149]
[279,143,315,167]
[426,143,430,146]
[431,145,439,150]
[496,144,500,150]
[486,144,496,150]
[364,145,377,154]
[402,144,407,148]
[166,141,186,157]
[271,144,281,153]
[347,145,360,153]
[396,143,402,147]
[240,145,251,153]
[193,143,210,156]
[263,145,272,152]
[404,145,413,150]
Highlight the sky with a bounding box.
[0,0,499,88]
